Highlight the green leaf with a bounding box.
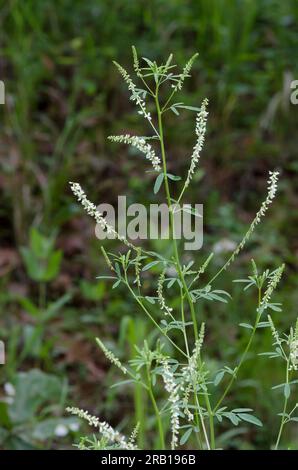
[96,276,117,280]
[238,413,263,427]
[214,370,225,386]
[239,323,254,330]
[267,303,282,312]
[209,292,228,303]
[114,263,121,277]
[142,57,154,67]
[170,106,179,116]
[80,280,105,301]
[272,382,286,390]
[222,412,239,426]
[284,383,291,399]
[110,379,136,389]
[112,279,121,289]
[9,370,62,423]
[180,427,192,445]
[20,247,42,281]
[175,104,201,112]
[44,293,72,321]
[167,278,176,288]
[145,296,156,304]
[18,297,40,316]
[181,206,202,217]
[43,250,62,282]
[30,228,54,258]
[213,289,232,298]
[142,260,160,271]
[154,173,164,194]
[257,321,270,328]
[32,417,79,441]
[167,173,181,181]
[232,408,253,413]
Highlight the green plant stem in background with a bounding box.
[39,282,46,311]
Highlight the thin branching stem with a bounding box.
[155,84,215,449]
[124,272,187,358]
[213,287,262,413]
[146,363,165,449]
[275,361,291,450]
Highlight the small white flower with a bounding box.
[54,424,69,437]
[108,134,161,172]
[290,319,298,370]
[185,99,208,188]
[69,182,135,250]
[4,383,15,396]
[223,171,280,271]
[290,339,298,370]
[182,383,194,422]
[173,53,198,92]
[162,360,180,449]
[157,270,173,316]
[96,338,127,374]
[66,407,136,449]
[113,61,152,127]
[182,323,205,382]
[260,264,284,312]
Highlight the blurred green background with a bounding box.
[0,0,297,449]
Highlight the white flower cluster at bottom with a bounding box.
[66,407,136,450]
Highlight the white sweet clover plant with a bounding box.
[67,48,295,450]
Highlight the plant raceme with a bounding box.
[67,48,296,450]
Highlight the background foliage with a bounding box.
[0,0,297,449]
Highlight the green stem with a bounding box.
[193,383,210,450]
[180,287,190,358]
[214,287,262,413]
[275,362,291,450]
[128,319,146,448]
[146,364,165,450]
[39,282,46,311]
[180,289,203,449]
[155,88,214,449]
[125,274,187,358]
